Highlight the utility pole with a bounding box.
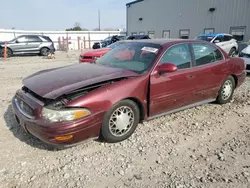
[98,9,101,31]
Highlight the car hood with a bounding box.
[242,45,250,54]
[23,63,139,99]
[241,57,250,65]
[81,48,111,57]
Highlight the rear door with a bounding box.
[149,43,197,116]
[26,36,43,52]
[190,42,230,101]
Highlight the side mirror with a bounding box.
[214,40,220,43]
[157,63,178,74]
[16,40,19,43]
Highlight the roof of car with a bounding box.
[199,33,232,37]
[119,38,197,46]
[18,34,49,37]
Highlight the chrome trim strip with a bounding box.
[14,98,35,119]
[148,99,215,120]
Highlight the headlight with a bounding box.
[42,107,91,122]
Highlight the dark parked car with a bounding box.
[92,35,124,49]
[92,35,150,49]
[0,35,55,57]
[126,35,150,40]
[12,39,246,147]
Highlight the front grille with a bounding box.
[83,56,93,59]
[15,97,35,119]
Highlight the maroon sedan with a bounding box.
[12,39,246,147]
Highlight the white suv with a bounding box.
[197,33,238,57]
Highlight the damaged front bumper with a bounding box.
[11,89,104,147]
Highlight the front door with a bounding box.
[149,43,196,116]
[10,36,28,53]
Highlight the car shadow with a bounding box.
[4,104,103,151]
[4,104,60,151]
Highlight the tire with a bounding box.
[101,99,140,143]
[228,47,236,57]
[40,47,50,56]
[216,76,235,104]
[0,47,12,58]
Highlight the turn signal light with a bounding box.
[55,135,73,141]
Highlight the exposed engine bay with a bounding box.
[22,78,127,110]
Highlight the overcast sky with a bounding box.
[1,0,132,30]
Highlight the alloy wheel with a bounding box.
[221,80,233,100]
[108,106,135,137]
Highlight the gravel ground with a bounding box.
[0,52,250,188]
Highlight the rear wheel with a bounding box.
[216,76,235,104]
[40,47,50,56]
[228,47,236,57]
[101,100,140,143]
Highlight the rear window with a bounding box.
[42,36,53,42]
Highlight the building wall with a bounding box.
[127,0,250,41]
[0,29,126,50]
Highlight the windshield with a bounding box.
[106,42,123,49]
[96,42,161,74]
[117,36,127,40]
[197,35,214,42]
[9,38,17,42]
[103,36,112,42]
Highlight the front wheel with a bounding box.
[0,48,12,58]
[216,76,235,104]
[228,48,237,57]
[101,100,140,143]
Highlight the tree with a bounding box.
[65,22,89,31]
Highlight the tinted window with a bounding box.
[42,36,52,42]
[27,36,42,42]
[192,43,223,66]
[224,35,233,41]
[160,44,191,69]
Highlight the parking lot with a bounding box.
[0,52,250,188]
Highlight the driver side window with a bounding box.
[160,44,191,69]
[17,37,27,43]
